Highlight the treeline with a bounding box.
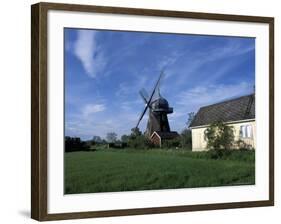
[65,128,192,152]
[65,136,90,152]
[65,112,196,152]
[120,128,192,150]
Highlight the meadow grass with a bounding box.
[64,149,255,194]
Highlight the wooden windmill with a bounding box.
[135,71,179,146]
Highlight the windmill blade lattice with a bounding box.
[135,71,165,128]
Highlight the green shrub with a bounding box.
[162,137,181,148]
[204,121,234,150]
[206,149,231,159]
[205,149,255,161]
[128,135,155,149]
[235,139,254,151]
[160,130,192,150]
[108,142,128,149]
[88,147,97,152]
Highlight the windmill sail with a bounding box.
[139,88,149,104]
[135,71,165,128]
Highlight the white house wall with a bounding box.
[191,121,256,151]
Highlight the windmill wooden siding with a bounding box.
[150,132,162,146]
[189,94,255,151]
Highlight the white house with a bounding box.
[189,94,255,151]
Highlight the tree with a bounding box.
[204,121,234,150]
[121,134,130,143]
[180,128,192,149]
[65,136,89,152]
[106,132,117,143]
[131,127,142,137]
[126,128,155,149]
[186,112,195,127]
[92,135,102,143]
[101,139,107,144]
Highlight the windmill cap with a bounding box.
[151,97,173,113]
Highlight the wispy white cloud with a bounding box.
[120,100,141,111]
[177,82,253,110]
[165,39,254,88]
[73,30,106,78]
[157,51,183,70]
[195,39,254,63]
[166,82,254,132]
[65,119,116,139]
[65,106,140,140]
[116,75,148,98]
[82,103,106,117]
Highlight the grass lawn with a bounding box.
[64,149,255,194]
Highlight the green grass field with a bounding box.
[64,149,255,194]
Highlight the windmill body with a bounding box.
[146,95,173,137]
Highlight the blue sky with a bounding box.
[64,28,255,140]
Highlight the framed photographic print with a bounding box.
[31,2,274,221]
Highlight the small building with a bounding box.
[150,131,179,147]
[189,94,255,151]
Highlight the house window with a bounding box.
[240,125,252,138]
